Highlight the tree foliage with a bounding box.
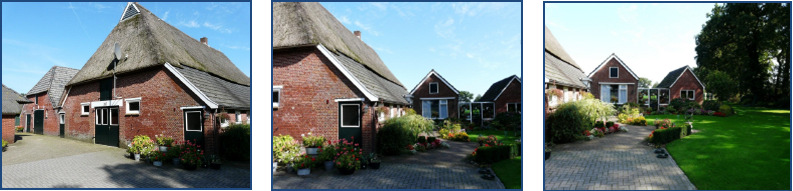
[705,70,738,101]
[695,3,790,108]
[459,91,474,102]
[638,77,652,88]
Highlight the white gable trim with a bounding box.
[118,2,140,22]
[316,45,378,102]
[409,70,460,95]
[588,54,639,80]
[164,63,219,109]
[493,76,522,101]
[669,66,706,93]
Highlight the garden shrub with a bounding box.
[273,134,301,165]
[650,127,683,145]
[626,102,640,109]
[546,102,590,143]
[492,112,521,131]
[718,105,733,115]
[605,121,615,128]
[594,121,605,128]
[683,123,692,136]
[630,116,647,126]
[377,118,415,155]
[439,129,450,138]
[454,132,469,141]
[417,136,427,144]
[427,137,437,143]
[669,98,688,112]
[473,145,512,164]
[576,98,616,126]
[220,124,251,161]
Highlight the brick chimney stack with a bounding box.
[200,37,208,46]
[353,31,361,40]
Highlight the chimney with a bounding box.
[353,31,361,40]
[200,37,208,46]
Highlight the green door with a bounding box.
[34,110,44,135]
[26,114,31,133]
[184,110,204,147]
[338,103,362,145]
[94,107,119,147]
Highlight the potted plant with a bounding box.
[128,135,154,161]
[167,143,182,166]
[209,155,222,170]
[155,134,174,153]
[15,126,22,133]
[544,142,552,160]
[318,141,337,171]
[295,154,315,176]
[368,153,381,169]
[152,152,166,167]
[180,140,203,170]
[2,140,7,152]
[301,132,325,155]
[335,147,361,175]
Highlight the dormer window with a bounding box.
[429,82,439,94]
[609,67,619,78]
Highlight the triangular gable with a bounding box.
[409,69,459,95]
[119,2,140,22]
[481,75,521,102]
[493,76,521,101]
[587,53,639,80]
[668,66,706,90]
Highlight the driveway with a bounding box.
[273,140,506,189]
[2,133,251,188]
[544,125,697,190]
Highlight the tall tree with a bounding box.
[638,77,652,88]
[695,3,790,107]
[458,91,474,102]
[474,94,482,102]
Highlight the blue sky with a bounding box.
[545,3,715,84]
[2,2,250,94]
[321,2,522,97]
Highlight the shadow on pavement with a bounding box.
[102,163,252,188]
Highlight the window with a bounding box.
[602,84,627,104]
[390,107,397,118]
[340,104,360,127]
[35,94,38,105]
[15,116,20,126]
[235,111,242,124]
[609,67,619,78]
[507,103,521,113]
[110,108,118,125]
[273,86,282,109]
[100,78,113,101]
[125,98,141,115]
[681,90,695,100]
[619,85,628,104]
[81,103,90,116]
[59,114,65,124]
[185,111,202,131]
[429,82,439,94]
[95,108,107,125]
[421,99,448,119]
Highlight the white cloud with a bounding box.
[370,2,388,11]
[339,16,351,25]
[434,17,456,39]
[353,21,380,36]
[180,20,200,28]
[162,11,170,21]
[203,22,232,34]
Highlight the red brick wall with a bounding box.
[670,69,705,104]
[63,66,219,153]
[411,73,459,119]
[3,116,16,144]
[273,47,381,152]
[23,92,60,136]
[495,78,522,114]
[589,57,639,104]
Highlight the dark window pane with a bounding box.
[431,100,439,118]
[273,91,279,103]
[342,105,359,127]
[129,102,140,111]
[110,108,118,125]
[186,112,202,131]
[430,83,438,93]
[83,106,89,113]
[610,68,618,77]
[100,78,113,101]
[103,108,109,125]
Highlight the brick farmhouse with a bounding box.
[655,66,706,105]
[588,53,640,105]
[544,26,590,108]
[3,85,32,144]
[480,75,522,114]
[409,69,460,120]
[273,2,410,152]
[59,3,250,154]
[23,66,78,137]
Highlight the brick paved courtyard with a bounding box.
[544,125,697,190]
[273,140,506,189]
[2,133,251,188]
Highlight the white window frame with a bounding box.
[125,97,141,115]
[681,90,695,100]
[507,103,521,113]
[184,111,203,132]
[420,99,449,119]
[619,85,628,104]
[235,111,242,124]
[81,103,90,116]
[609,67,619,78]
[439,100,448,119]
[59,113,65,124]
[95,108,107,125]
[429,82,439,94]
[110,108,118,126]
[340,104,360,128]
[273,86,282,109]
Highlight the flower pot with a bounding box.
[159,146,168,152]
[297,168,311,176]
[338,167,355,175]
[544,151,551,160]
[183,164,198,171]
[153,161,163,167]
[134,154,141,161]
[172,158,180,166]
[370,162,381,169]
[324,161,334,171]
[211,163,221,170]
[305,147,319,155]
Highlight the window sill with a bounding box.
[125,113,139,116]
[81,114,89,116]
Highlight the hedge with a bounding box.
[474,144,520,164]
[651,127,682,145]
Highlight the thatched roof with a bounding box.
[3,84,32,115]
[545,26,581,70]
[27,66,79,107]
[67,2,249,86]
[273,2,403,87]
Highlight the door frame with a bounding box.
[338,102,362,145]
[183,110,204,147]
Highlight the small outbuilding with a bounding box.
[3,84,33,144]
[409,69,460,120]
[588,53,640,105]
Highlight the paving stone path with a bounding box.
[2,133,251,188]
[544,125,697,190]
[273,140,505,189]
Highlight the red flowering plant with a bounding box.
[180,140,204,167]
[406,144,415,151]
[482,135,503,147]
[151,152,167,162]
[583,130,592,136]
[317,140,337,162]
[471,148,478,156]
[295,154,316,169]
[334,145,362,170]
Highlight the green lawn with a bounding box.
[492,156,521,189]
[646,106,790,190]
[467,130,520,145]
